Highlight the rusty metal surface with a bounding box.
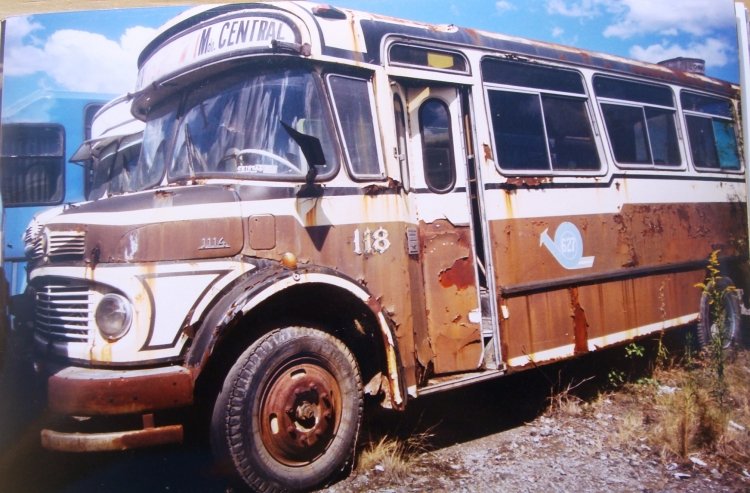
[248,214,277,250]
[259,360,342,465]
[417,220,482,374]
[491,200,746,366]
[581,270,703,345]
[246,211,420,388]
[490,202,746,290]
[41,425,184,452]
[47,365,193,416]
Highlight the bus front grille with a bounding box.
[35,283,94,343]
[48,231,86,258]
[27,230,86,261]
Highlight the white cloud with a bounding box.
[496,1,517,14]
[552,26,565,38]
[5,16,43,43]
[603,0,734,39]
[3,16,157,94]
[547,0,733,39]
[546,0,617,18]
[629,38,732,68]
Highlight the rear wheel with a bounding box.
[211,326,363,492]
[697,278,742,350]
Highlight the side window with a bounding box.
[0,124,65,206]
[681,91,741,171]
[328,75,383,179]
[594,76,681,167]
[482,58,600,173]
[83,103,104,141]
[419,98,455,192]
[393,94,410,190]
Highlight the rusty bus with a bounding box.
[22,2,748,491]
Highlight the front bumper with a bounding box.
[42,365,193,452]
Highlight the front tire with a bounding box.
[211,326,363,492]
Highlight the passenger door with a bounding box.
[396,82,485,375]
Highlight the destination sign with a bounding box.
[138,14,299,91]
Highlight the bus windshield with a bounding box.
[139,67,339,185]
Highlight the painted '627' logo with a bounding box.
[539,222,594,270]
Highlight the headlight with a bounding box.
[95,294,133,341]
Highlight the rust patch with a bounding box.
[483,143,493,161]
[569,287,589,354]
[438,256,474,290]
[505,176,552,189]
[363,178,401,195]
[47,367,194,416]
[367,294,384,314]
[418,220,482,374]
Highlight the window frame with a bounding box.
[593,74,684,171]
[388,42,470,75]
[418,97,457,193]
[0,123,66,208]
[481,56,602,177]
[680,89,743,174]
[393,93,411,191]
[326,73,386,181]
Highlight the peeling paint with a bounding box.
[438,256,474,290]
[569,287,589,354]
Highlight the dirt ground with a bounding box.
[1,329,748,493]
[329,402,747,493]
[325,334,750,493]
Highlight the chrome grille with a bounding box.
[47,230,86,258]
[24,222,44,259]
[35,283,94,343]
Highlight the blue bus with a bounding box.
[0,90,112,330]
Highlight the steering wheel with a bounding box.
[223,148,302,174]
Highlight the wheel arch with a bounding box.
[187,265,406,411]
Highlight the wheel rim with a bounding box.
[259,357,343,466]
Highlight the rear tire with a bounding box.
[211,326,363,492]
[697,278,742,350]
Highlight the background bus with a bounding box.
[0,90,110,329]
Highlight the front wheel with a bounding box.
[211,327,363,492]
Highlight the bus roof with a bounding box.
[137,1,736,99]
[2,89,114,123]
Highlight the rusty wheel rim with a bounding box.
[259,357,343,466]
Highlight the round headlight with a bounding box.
[95,294,133,341]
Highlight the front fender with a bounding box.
[186,263,405,409]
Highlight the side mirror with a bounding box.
[280,120,326,187]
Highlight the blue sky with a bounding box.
[1,0,741,109]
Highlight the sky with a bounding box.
[0,0,742,109]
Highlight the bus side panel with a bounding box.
[491,199,746,367]
[500,269,703,366]
[244,212,421,388]
[579,270,704,346]
[491,202,745,290]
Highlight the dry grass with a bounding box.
[356,429,434,481]
[546,376,593,417]
[616,409,647,444]
[609,347,750,471]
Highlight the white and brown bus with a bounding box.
[23,2,747,491]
